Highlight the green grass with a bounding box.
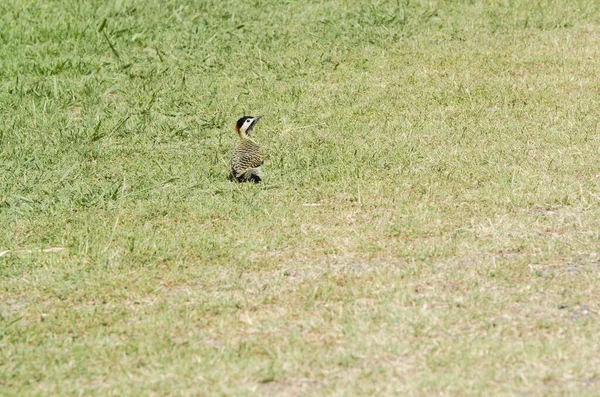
[2,0,600,395]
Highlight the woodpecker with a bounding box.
[231,115,264,183]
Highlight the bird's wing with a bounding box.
[232,141,263,175]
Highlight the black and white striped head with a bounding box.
[235,115,262,137]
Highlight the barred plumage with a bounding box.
[231,138,264,182]
[231,115,264,183]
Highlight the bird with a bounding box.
[230,115,264,183]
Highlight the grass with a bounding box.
[1,0,600,394]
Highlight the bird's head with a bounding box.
[236,115,262,138]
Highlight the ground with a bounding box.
[1,0,600,395]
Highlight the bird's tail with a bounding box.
[232,167,262,183]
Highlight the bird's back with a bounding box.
[231,138,264,182]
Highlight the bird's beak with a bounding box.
[251,115,263,127]
[246,115,262,136]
